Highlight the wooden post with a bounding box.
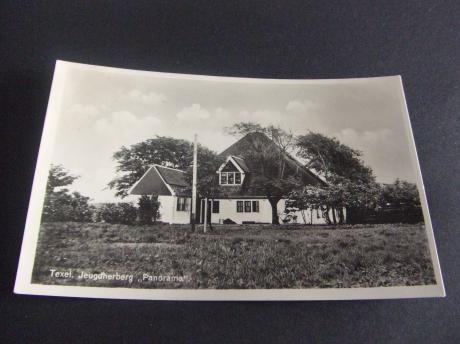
[203,198,208,233]
[191,134,198,232]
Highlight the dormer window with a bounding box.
[220,172,242,185]
[218,156,249,186]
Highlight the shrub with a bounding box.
[99,203,137,225]
[42,191,94,222]
[138,195,161,225]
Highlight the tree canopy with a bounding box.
[184,146,225,200]
[42,165,93,222]
[108,136,195,197]
[296,132,374,184]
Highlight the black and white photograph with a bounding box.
[14,61,444,300]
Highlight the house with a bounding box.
[129,165,191,224]
[129,132,335,225]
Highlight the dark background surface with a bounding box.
[1,1,459,343]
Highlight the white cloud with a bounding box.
[66,104,100,117]
[336,128,393,148]
[124,89,166,105]
[176,104,211,122]
[334,128,415,183]
[286,99,319,113]
[94,110,161,145]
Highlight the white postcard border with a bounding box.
[14,61,445,301]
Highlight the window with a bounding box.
[176,197,189,212]
[236,200,261,213]
[219,172,243,185]
[244,201,251,212]
[212,200,220,213]
[235,172,241,184]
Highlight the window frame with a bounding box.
[212,200,220,213]
[176,197,189,212]
[236,201,244,213]
[252,200,259,213]
[219,171,243,186]
[244,201,252,212]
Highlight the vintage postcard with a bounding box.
[15,61,444,300]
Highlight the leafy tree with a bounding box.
[108,136,194,197]
[288,177,381,225]
[296,132,374,184]
[380,179,420,207]
[42,165,94,222]
[376,179,423,223]
[45,164,78,194]
[290,133,378,224]
[225,122,301,224]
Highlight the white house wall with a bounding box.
[209,198,345,225]
[158,195,191,224]
[210,199,272,224]
[159,196,345,225]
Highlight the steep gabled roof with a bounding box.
[155,165,188,187]
[232,156,250,173]
[219,132,325,186]
[129,164,189,196]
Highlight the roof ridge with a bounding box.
[153,164,186,173]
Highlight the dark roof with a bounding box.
[232,156,250,172]
[219,132,325,186]
[155,165,188,187]
[129,165,189,196]
[129,166,172,196]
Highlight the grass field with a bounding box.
[31,222,436,289]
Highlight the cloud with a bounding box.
[124,89,166,105]
[94,110,161,144]
[334,128,415,183]
[335,128,393,148]
[176,104,211,122]
[66,104,100,117]
[286,99,319,113]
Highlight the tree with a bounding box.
[380,179,420,207]
[42,165,94,222]
[296,132,374,184]
[108,136,195,197]
[225,122,301,224]
[45,164,78,195]
[292,132,378,224]
[373,179,422,223]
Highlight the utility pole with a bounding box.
[191,134,198,232]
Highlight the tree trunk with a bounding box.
[331,206,337,225]
[268,197,280,225]
[322,206,331,224]
[338,208,344,224]
[300,209,307,224]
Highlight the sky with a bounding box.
[49,63,418,203]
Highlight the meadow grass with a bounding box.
[31,222,436,289]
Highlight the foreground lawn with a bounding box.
[32,222,436,289]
